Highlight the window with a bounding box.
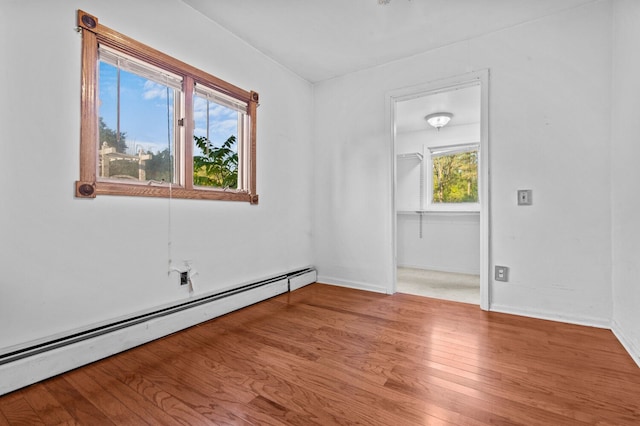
[75,10,259,203]
[426,144,479,211]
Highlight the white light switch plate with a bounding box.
[517,190,532,206]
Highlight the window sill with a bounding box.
[76,180,258,203]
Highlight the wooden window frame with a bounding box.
[75,10,259,204]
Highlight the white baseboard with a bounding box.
[611,320,640,368]
[0,279,288,396]
[489,303,611,329]
[317,275,389,294]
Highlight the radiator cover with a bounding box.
[0,267,316,396]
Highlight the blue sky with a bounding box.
[99,62,238,155]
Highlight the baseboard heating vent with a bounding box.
[289,268,317,291]
[0,267,315,396]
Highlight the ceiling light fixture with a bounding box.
[425,112,453,131]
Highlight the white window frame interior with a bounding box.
[97,45,183,186]
[192,83,249,191]
[425,142,481,212]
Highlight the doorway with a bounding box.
[389,71,489,309]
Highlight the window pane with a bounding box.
[98,61,176,183]
[432,150,478,203]
[192,94,239,189]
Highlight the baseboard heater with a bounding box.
[0,267,316,396]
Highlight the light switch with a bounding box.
[517,190,532,206]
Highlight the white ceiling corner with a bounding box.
[180,0,597,83]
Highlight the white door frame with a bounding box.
[387,70,490,310]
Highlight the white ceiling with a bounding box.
[181,0,597,83]
[396,84,481,133]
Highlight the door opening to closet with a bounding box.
[393,73,488,307]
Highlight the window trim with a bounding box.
[425,142,480,212]
[75,10,259,204]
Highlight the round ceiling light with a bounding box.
[425,112,453,130]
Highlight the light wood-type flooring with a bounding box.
[1,283,639,425]
[397,268,480,305]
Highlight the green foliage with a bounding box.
[108,160,138,178]
[98,119,236,186]
[193,135,238,188]
[145,148,173,182]
[99,117,173,181]
[99,117,127,153]
[432,151,478,203]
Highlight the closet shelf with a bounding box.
[397,152,423,161]
[397,210,480,215]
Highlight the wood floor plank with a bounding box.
[82,361,183,426]
[112,337,323,425]
[1,283,640,425]
[389,363,596,424]
[188,309,548,425]
[0,393,45,426]
[172,323,386,425]
[19,383,76,426]
[61,369,148,424]
[98,355,234,425]
[42,376,114,425]
[152,333,343,425]
[190,319,451,425]
[119,345,267,425]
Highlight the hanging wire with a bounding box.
[116,59,121,151]
[166,85,171,159]
[205,99,210,156]
[166,82,174,276]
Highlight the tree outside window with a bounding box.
[428,144,479,211]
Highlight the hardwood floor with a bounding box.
[1,283,639,425]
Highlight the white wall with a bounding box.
[314,1,613,325]
[0,0,314,352]
[396,124,480,274]
[3,0,635,369]
[611,0,640,366]
[397,213,480,274]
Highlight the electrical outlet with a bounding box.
[495,266,509,282]
[517,189,532,206]
[180,271,189,286]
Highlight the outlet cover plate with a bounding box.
[495,266,509,282]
